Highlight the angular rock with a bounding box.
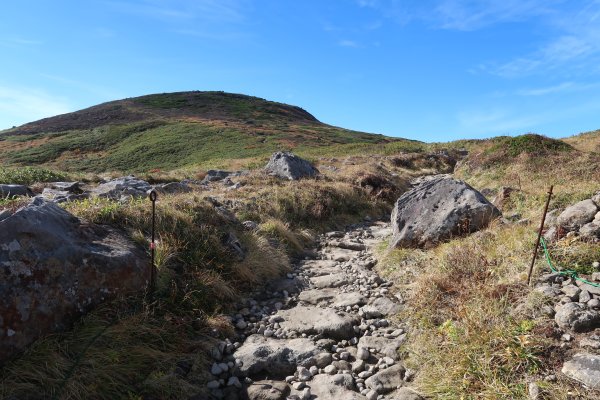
[358,336,405,361]
[0,197,148,362]
[365,297,401,317]
[264,152,319,180]
[390,176,501,248]
[562,353,600,389]
[93,175,152,199]
[580,221,600,239]
[41,188,89,204]
[308,374,366,400]
[244,380,290,400]
[554,302,600,332]
[557,199,598,232]
[277,306,359,340]
[0,184,33,198]
[154,182,192,194]
[48,181,81,193]
[365,363,406,393]
[234,335,320,377]
[202,170,233,183]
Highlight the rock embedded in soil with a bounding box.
[365,363,406,393]
[308,374,367,400]
[277,306,359,340]
[234,335,320,377]
[562,353,600,389]
[557,199,599,231]
[245,380,290,400]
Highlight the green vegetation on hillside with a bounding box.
[0,91,407,173]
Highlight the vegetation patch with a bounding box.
[0,166,67,185]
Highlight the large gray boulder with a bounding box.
[264,152,319,180]
[557,199,599,231]
[92,175,152,199]
[0,184,33,198]
[0,198,148,362]
[390,176,501,248]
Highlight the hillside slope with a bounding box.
[0,91,413,172]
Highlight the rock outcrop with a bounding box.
[390,176,501,248]
[0,198,148,362]
[92,175,152,199]
[264,152,319,180]
[0,184,33,198]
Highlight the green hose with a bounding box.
[539,237,600,288]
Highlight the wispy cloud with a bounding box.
[106,0,246,23]
[479,1,600,78]
[0,36,43,47]
[515,81,600,96]
[456,107,548,136]
[339,39,360,48]
[433,0,559,31]
[0,86,72,128]
[354,0,560,29]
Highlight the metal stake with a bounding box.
[527,185,553,286]
[149,190,157,295]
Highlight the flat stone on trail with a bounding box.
[245,380,290,400]
[365,364,406,393]
[333,292,367,307]
[562,353,600,389]
[311,273,349,289]
[386,387,424,400]
[307,374,367,400]
[364,297,401,317]
[234,335,320,378]
[298,288,337,304]
[358,335,405,361]
[278,306,359,340]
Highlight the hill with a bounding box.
[0,91,417,173]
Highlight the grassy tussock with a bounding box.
[229,176,390,229]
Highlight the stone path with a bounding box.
[205,222,423,400]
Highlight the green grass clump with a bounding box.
[0,166,67,185]
[491,134,573,157]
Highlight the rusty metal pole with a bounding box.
[149,190,157,295]
[527,185,553,286]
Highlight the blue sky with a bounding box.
[1,0,599,142]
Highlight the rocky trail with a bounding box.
[204,221,422,400]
